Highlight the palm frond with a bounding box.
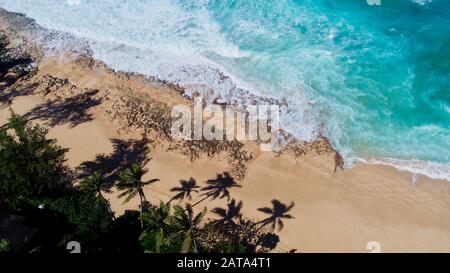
[211,207,227,218]
[143,178,160,185]
[257,207,273,214]
[193,207,206,226]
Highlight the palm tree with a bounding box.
[140,202,179,253]
[140,228,181,253]
[80,171,116,219]
[168,178,200,204]
[257,200,295,232]
[141,201,171,231]
[171,204,206,253]
[193,172,241,207]
[118,163,160,229]
[211,199,243,225]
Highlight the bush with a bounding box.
[0,113,68,207]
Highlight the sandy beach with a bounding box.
[1,9,450,253]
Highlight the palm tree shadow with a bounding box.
[258,233,280,252]
[77,136,151,187]
[211,198,243,225]
[193,172,241,207]
[0,34,34,91]
[168,178,200,204]
[257,199,295,232]
[0,78,38,105]
[24,89,102,128]
[0,57,32,86]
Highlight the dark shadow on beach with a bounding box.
[0,80,39,106]
[196,197,284,253]
[167,178,200,204]
[257,199,295,232]
[211,198,243,226]
[192,172,242,207]
[0,55,33,89]
[0,33,35,101]
[24,89,101,128]
[257,233,280,252]
[77,137,151,187]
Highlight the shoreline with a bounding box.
[1,7,449,182]
[2,8,450,252]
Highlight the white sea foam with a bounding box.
[0,1,448,182]
[357,157,450,182]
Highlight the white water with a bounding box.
[1,0,449,181]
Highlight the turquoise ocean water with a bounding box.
[0,0,449,179]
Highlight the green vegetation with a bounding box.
[80,172,116,219]
[0,238,11,253]
[117,163,160,229]
[0,112,68,208]
[170,204,206,253]
[0,113,290,253]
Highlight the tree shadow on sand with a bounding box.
[0,56,33,86]
[197,198,282,253]
[192,172,241,207]
[167,178,200,204]
[257,199,295,232]
[257,233,280,252]
[211,199,243,225]
[0,77,38,105]
[24,89,101,128]
[0,34,34,91]
[77,137,151,187]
